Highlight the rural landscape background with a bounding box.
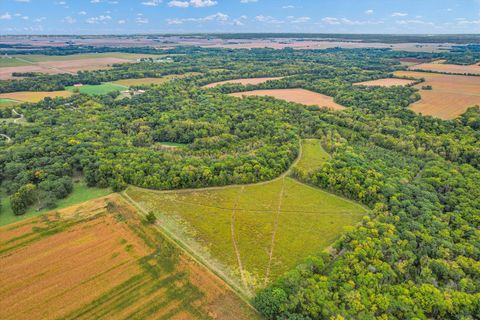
[1,0,480,319]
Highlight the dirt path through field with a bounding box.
[0,134,11,142]
[230,187,249,292]
[264,177,285,285]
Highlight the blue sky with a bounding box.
[1,0,479,34]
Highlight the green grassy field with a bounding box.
[295,138,330,173]
[124,139,368,293]
[66,83,128,95]
[0,58,28,67]
[0,182,112,226]
[0,98,20,108]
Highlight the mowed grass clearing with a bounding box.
[0,91,72,103]
[0,98,20,108]
[112,72,201,86]
[0,182,112,226]
[66,83,127,95]
[124,139,367,293]
[230,88,346,111]
[0,194,258,320]
[395,70,480,119]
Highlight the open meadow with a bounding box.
[204,77,284,88]
[0,194,258,320]
[112,73,201,86]
[395,70,480,119]
[66,83,127,95]
[229,88,346,111]
[124,139,367,294]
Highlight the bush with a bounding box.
[145,211,157,224]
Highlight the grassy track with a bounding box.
[124,139,368,293]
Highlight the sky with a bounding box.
[1,0,479,35]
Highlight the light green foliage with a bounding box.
[65,83,127,95]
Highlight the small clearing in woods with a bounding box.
[410,61,480,75]
[395,71,480,119]
[229,88,346,110]
[0,194,258,320]
[354,78,417,87]
[0,91,72,103]
[204,77,284,88]
[124,139,366,294]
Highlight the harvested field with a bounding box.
[0,90,72,103]
[354,78,417,87]
[125,139,366,293]
[230,88,345,110]
[0,53,153,79]
[204,77,284,88]
[395,71,480,119]
[410,61,480,75]
[0,194,258,320]
[112,73,201,86]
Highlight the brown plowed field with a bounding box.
[395,71,480,119]
[230,88,345,110]
[204,77,284,88]
[354,78,417,87]
[410,62,480,75]
[0,194,259,320]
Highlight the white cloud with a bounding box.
[14,13,22,17]
[392,12,408,17]
[255,15,283,23]
[15,0,30,2]
[168,0,217,8]
[167,12,228,24]
[396,19,434,26]
[86,15,111,23]
[136,16,149,23]
[62,16,76,24]
[90,0,101,3]
[141,0,161,6]
[321,17,341,25]
[34,17,46,22]
[0,12,12,20]
[240,0,257,3]
[365,9,374,15]
[117,19,126,24]
[289,16,311,23]
[22,16,29,20]
[321,17,384,26]
[78,11,87,15]
[282,5,295,9]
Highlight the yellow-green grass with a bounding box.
[0,58,28,67]
[0,98,20,108]
[295,139,330,174]
[0,91,72,103]
[66,83,127,95]
[0,182,112,226]
[111,73,201,86]
[124,139,367,292]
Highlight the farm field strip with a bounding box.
[124,139,367,293]
[409,61,480,75]
[204,77,284,88]
[111,72,201,86]
[0,90,72,103]
[394,70,480,119]
[0,195,259,320]
[229,88,346,110]
[353,78,418,87]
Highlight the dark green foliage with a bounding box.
[145,212,156,224]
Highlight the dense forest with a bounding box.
[1,46,479,319]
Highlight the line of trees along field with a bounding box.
[0,47,479,319]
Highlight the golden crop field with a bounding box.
[0,91,72,103]
[204,77,284,88]
[354,78,417,87]
[229,88,346,111]
[0,195,259,320]
[395,70,480,119]
[410,61,480,75]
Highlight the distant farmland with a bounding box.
[229,88,346,111]
[204,77,284,88]
[112,73,201,86]
[410,61,480,75]
[0,195,258,320]
[124,139,367,294]
[395,70,480,119]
